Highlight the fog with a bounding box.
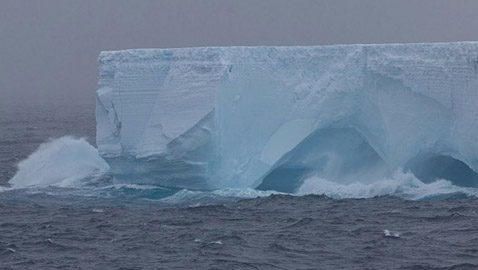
[1,0,478,105]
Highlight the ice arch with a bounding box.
[405,154,478,188]
[256,127,390,193]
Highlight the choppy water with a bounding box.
[1,102,478,269]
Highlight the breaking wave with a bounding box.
[9,136,109,189]
[157,188,281,205]
[5,136,478,202]
[297,170,478,200]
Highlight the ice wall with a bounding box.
[96,43,478,190]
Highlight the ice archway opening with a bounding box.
[404,154,478,188]
[256,126,390,193]
[255,127,478,193]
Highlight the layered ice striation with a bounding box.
[96,43,478,191]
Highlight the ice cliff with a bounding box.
[96,43,478,191]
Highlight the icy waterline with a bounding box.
[6,136,478,202]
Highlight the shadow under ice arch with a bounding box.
[254,124,478,193]
[405,154,478,188]
[256,126,390,193]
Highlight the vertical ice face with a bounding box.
[96,43,478,190]
[96,49,226,158]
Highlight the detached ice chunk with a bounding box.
[383,229,401,238]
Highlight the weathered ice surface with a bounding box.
[96,43,478,190]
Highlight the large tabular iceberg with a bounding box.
[96,43,478,191]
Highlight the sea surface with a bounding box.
[1,102,478,269]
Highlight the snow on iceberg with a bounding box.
[96,43,478,191]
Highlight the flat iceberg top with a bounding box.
[98,42,478,62]
[96,42,478,190]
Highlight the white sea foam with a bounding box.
[297,169,478,200]
[102,184,163,190]
[9,136,110,189]
[159,188,281,204]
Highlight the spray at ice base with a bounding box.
[9,137,109,189]
[96,42,478,196]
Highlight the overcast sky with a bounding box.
[1,0,478,105]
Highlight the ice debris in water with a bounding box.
[383,230,401,238]
[96,43,478,194]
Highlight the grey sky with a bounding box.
[1,0,478,105]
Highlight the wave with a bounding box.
[157,188,281,205]
[9,136,109,188]
[5,136,478,202]
[296,170,478,200]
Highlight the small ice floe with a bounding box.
[195,238,222,245]
[383,229,401,238]
[92,208,104,213]
[210,240,223,245]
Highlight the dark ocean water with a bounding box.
[1,102,478,269]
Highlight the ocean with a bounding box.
[1,101,478,269]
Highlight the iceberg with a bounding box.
[96,43,478,192]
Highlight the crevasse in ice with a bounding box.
[96,43,478,191]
